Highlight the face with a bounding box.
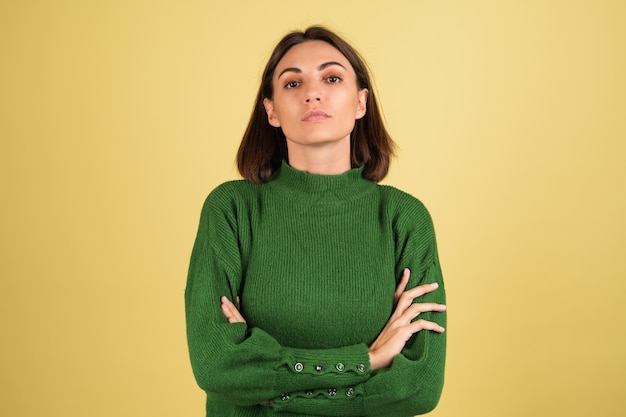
[263,40,368,149]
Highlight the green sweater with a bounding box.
[185,162,446,417]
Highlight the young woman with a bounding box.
[185,26,447,417]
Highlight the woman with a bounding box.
[185,26,447,417]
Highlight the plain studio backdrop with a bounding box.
[1,1,624,416]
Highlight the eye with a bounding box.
[284,80,300,89]
[326,75,342,83]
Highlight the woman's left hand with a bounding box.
[368,268,445,370]
[221,296,246,323]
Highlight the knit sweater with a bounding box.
[185,161,446,417]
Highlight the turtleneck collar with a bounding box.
[268,160,376,204]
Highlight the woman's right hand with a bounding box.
[368,268,446,370]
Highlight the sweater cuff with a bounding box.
[271,343,372,399]
[271,386,366,416]
[278,343,371,379]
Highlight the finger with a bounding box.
[220,297,235,318]
[226,307,246,323]
[220,296,246,323]
[232,306,246,323]
[403,281,440,299]
[394,302,446,325]
[408,318,446,333]
[228,316,245,324]
[395,282,440,313]
[394,268,411,305]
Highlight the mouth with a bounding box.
[301,110,330,122]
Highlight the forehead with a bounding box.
[275,40,353,74]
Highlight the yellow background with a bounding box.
[1,1,625,416]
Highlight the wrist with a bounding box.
[368,349,382,371]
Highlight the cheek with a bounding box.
[272,105,292,126]
[272,95,298,119]
[338,92,361,117]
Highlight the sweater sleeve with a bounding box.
[270,195,447,417]
[184,185,372,407]
[363,196,446,415]
[362,256,446,416]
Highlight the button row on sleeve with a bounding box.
[292,362,366,373]
[281,387,356,401]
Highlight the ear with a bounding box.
[355,88,368,120]
[263,98,281,127]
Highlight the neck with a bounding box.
[286,137,351,175]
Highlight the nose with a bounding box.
[304,83,321,103]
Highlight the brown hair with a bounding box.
[237,26,396,184]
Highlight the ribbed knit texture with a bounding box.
[185,161,446,417]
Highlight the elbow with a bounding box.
[406,381,444,415]
[410,393,441,415]
[190,360,223,393]
[188,353,275,407]
[364,377,444,416]
[187,342,235,393]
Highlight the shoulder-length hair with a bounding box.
[237,26,396,184]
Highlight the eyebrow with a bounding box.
[277,61,347,79]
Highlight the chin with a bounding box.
[287,131,352,147]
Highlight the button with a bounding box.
[335,363,345,372]
[315,365,322,372]
[346,387,355,397]
[281,393,290,401]
[294,362,304,372]
[328,388,337,396]
[357,364,366,373]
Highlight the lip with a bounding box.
[301,110,330,122]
